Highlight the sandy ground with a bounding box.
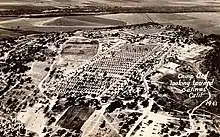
[17,103,46,137]
[132,112,169,137]
[17,97,58,137]
[27,61,50,85]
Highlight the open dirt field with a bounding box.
[27,61,50,86]
[17,103,46,137]
[57,41,99,74]
[45,16,126,26]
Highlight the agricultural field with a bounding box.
[57,106,95,130]
[0,17,55,30]
[96,13,152,25]
[0,16,126,32]
[0,28,21,39]
[45,16,126,27]
[0,12,220,34]
[0,17,17,21]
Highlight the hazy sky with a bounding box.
[0,0,220,7]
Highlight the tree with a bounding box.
[28,132,36,137]
[47,117,56,126]
[64,132,72,137]
[45,67,50,71]
[42,127,47,133]
[207,131,220,137]
[100,120,105,128]
[44,133,50,137]
[20,128,26,135]
[103,71,107,77]
[141,99,149,108]
[106,100,123,113]
[188,132,199,137]
[56,129,66,136]
[43,105,50,113]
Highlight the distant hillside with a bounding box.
[199,34,220,87]
[1,0,220,7]
[1,5,220,17]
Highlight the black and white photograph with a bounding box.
[0,0,219,137]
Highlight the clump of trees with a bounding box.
[106,99,123,113]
